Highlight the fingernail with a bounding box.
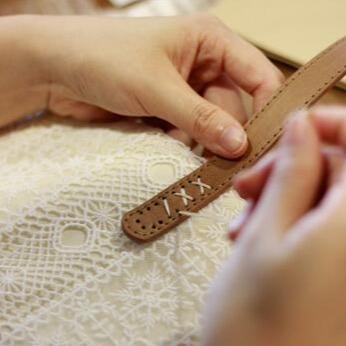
[220,126,247,155]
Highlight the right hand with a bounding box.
[203,106,346,346]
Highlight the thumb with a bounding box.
[148,70,248,158]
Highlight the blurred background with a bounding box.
[0,0,216,15]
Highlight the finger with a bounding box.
[247,113,322,233]
[234,145,344,201]
[233,150,276,200]
[230,147,344,241]
[229,151,276,241]
[203,75,248,124]
[229,152,276,242]
[232,145,344,238]
[323,146,346,188]
[283,162,346,259]
[228,201,254,241]
[314,163,346,231]
[219,27,284,112]
[310,106,346,147]
[167,128,193,147]
[149,65,248,159]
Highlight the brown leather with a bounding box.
[122,35,346,243]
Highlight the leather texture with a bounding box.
[122,36,346,243]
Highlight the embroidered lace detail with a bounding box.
[0,115,245,345]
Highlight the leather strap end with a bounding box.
[122,35,346,243]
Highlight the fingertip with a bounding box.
[309,105,346,146]
[232,171,244,190]
[228,229,239,242]
[206,134,248,159]
[203,143,236,159]
[227,215,243,242]
[282,110,317,147]
[187,97,249,158]
[233,171,253,199]
[219,126,248,158]
[233,151,276,200]
[227,201,254,241]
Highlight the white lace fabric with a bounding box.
[0,114,245,345]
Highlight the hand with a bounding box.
[25,14,283,158]
[203,106,346,346]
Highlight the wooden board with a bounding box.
[210,0,346,90]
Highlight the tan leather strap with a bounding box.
[122,36,346,243]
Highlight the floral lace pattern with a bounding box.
[0,115,245,345]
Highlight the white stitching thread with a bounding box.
[163,198,171,217]
[191,178,211,195]
[178,211,197,217]
[163,180,212,216]
[174,188,194,206]
[178,211,215,220]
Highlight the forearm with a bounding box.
[0,15,49,127]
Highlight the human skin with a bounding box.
[203,106,346,346]
[0,14,283,158]
[3,14,346,345]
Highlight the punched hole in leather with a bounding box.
[122,36,346,243]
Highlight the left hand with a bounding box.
[7,14,283,158]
